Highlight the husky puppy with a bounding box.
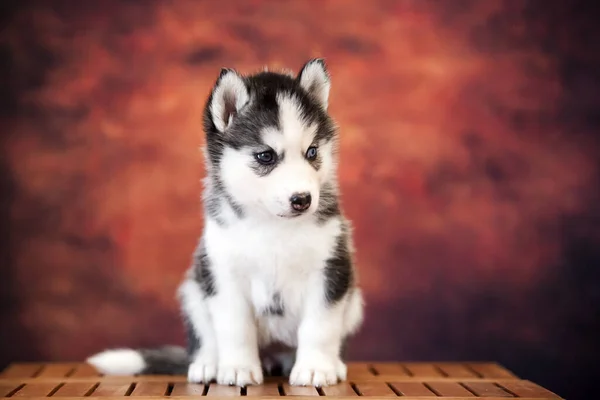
[87,59,364,387]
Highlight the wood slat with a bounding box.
[1,383,24,397]
[436,364,479,378]
[11,383,61,397]
[464,382,513,397]
[390,382,436,396]
[500,380,561,398]
[69,364,101,378]
[0,361,531,383]
[282,383,319,396]
[89,382,133,397]
[206,384,241,396]
[246,383,280,396]
[0,362,520,377]
[52,382,98,397]
[321,382,358,396]
[170,383,206,396]
[130,382,169,396]
[426,382,476,397]
[353,382,396,396]
[37,364,76,378]
[346,364,374,378]
[404,363,444,377]
[371,363,410,376]
[467,363,517,378]
[0,364,43,379]
[246,383,279,397]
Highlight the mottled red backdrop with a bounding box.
[1,1,599,399]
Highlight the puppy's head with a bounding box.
[203,59,338,219]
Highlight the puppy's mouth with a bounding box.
[276,213,302,219]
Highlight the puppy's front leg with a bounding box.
[290,277,348,387]
[209,284,263,386]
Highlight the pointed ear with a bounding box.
[297,58,331,110]
[210,68,249,132]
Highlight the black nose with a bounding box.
[290,192,312,211]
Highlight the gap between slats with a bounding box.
[1,383,26,397]
[8,383,65,397]
[51,382,100,397]
[0,365,45,379]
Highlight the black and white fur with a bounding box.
[87,59,364,387]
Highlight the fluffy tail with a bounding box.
[86,346,189,376]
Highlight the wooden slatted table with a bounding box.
[0,362,561,399]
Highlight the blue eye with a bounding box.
[255,150,276,165]
[306,146,318,160]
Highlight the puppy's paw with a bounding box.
[188,356,217,383]
[336,359,348,381]
[217,363,263,387]
[289,353,342,387]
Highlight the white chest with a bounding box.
[206,216,341,277]
[204,216,342,346]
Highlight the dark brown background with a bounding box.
[1,1,599,399]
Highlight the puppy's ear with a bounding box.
[297,58,331,110]
[210,68,249,132]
